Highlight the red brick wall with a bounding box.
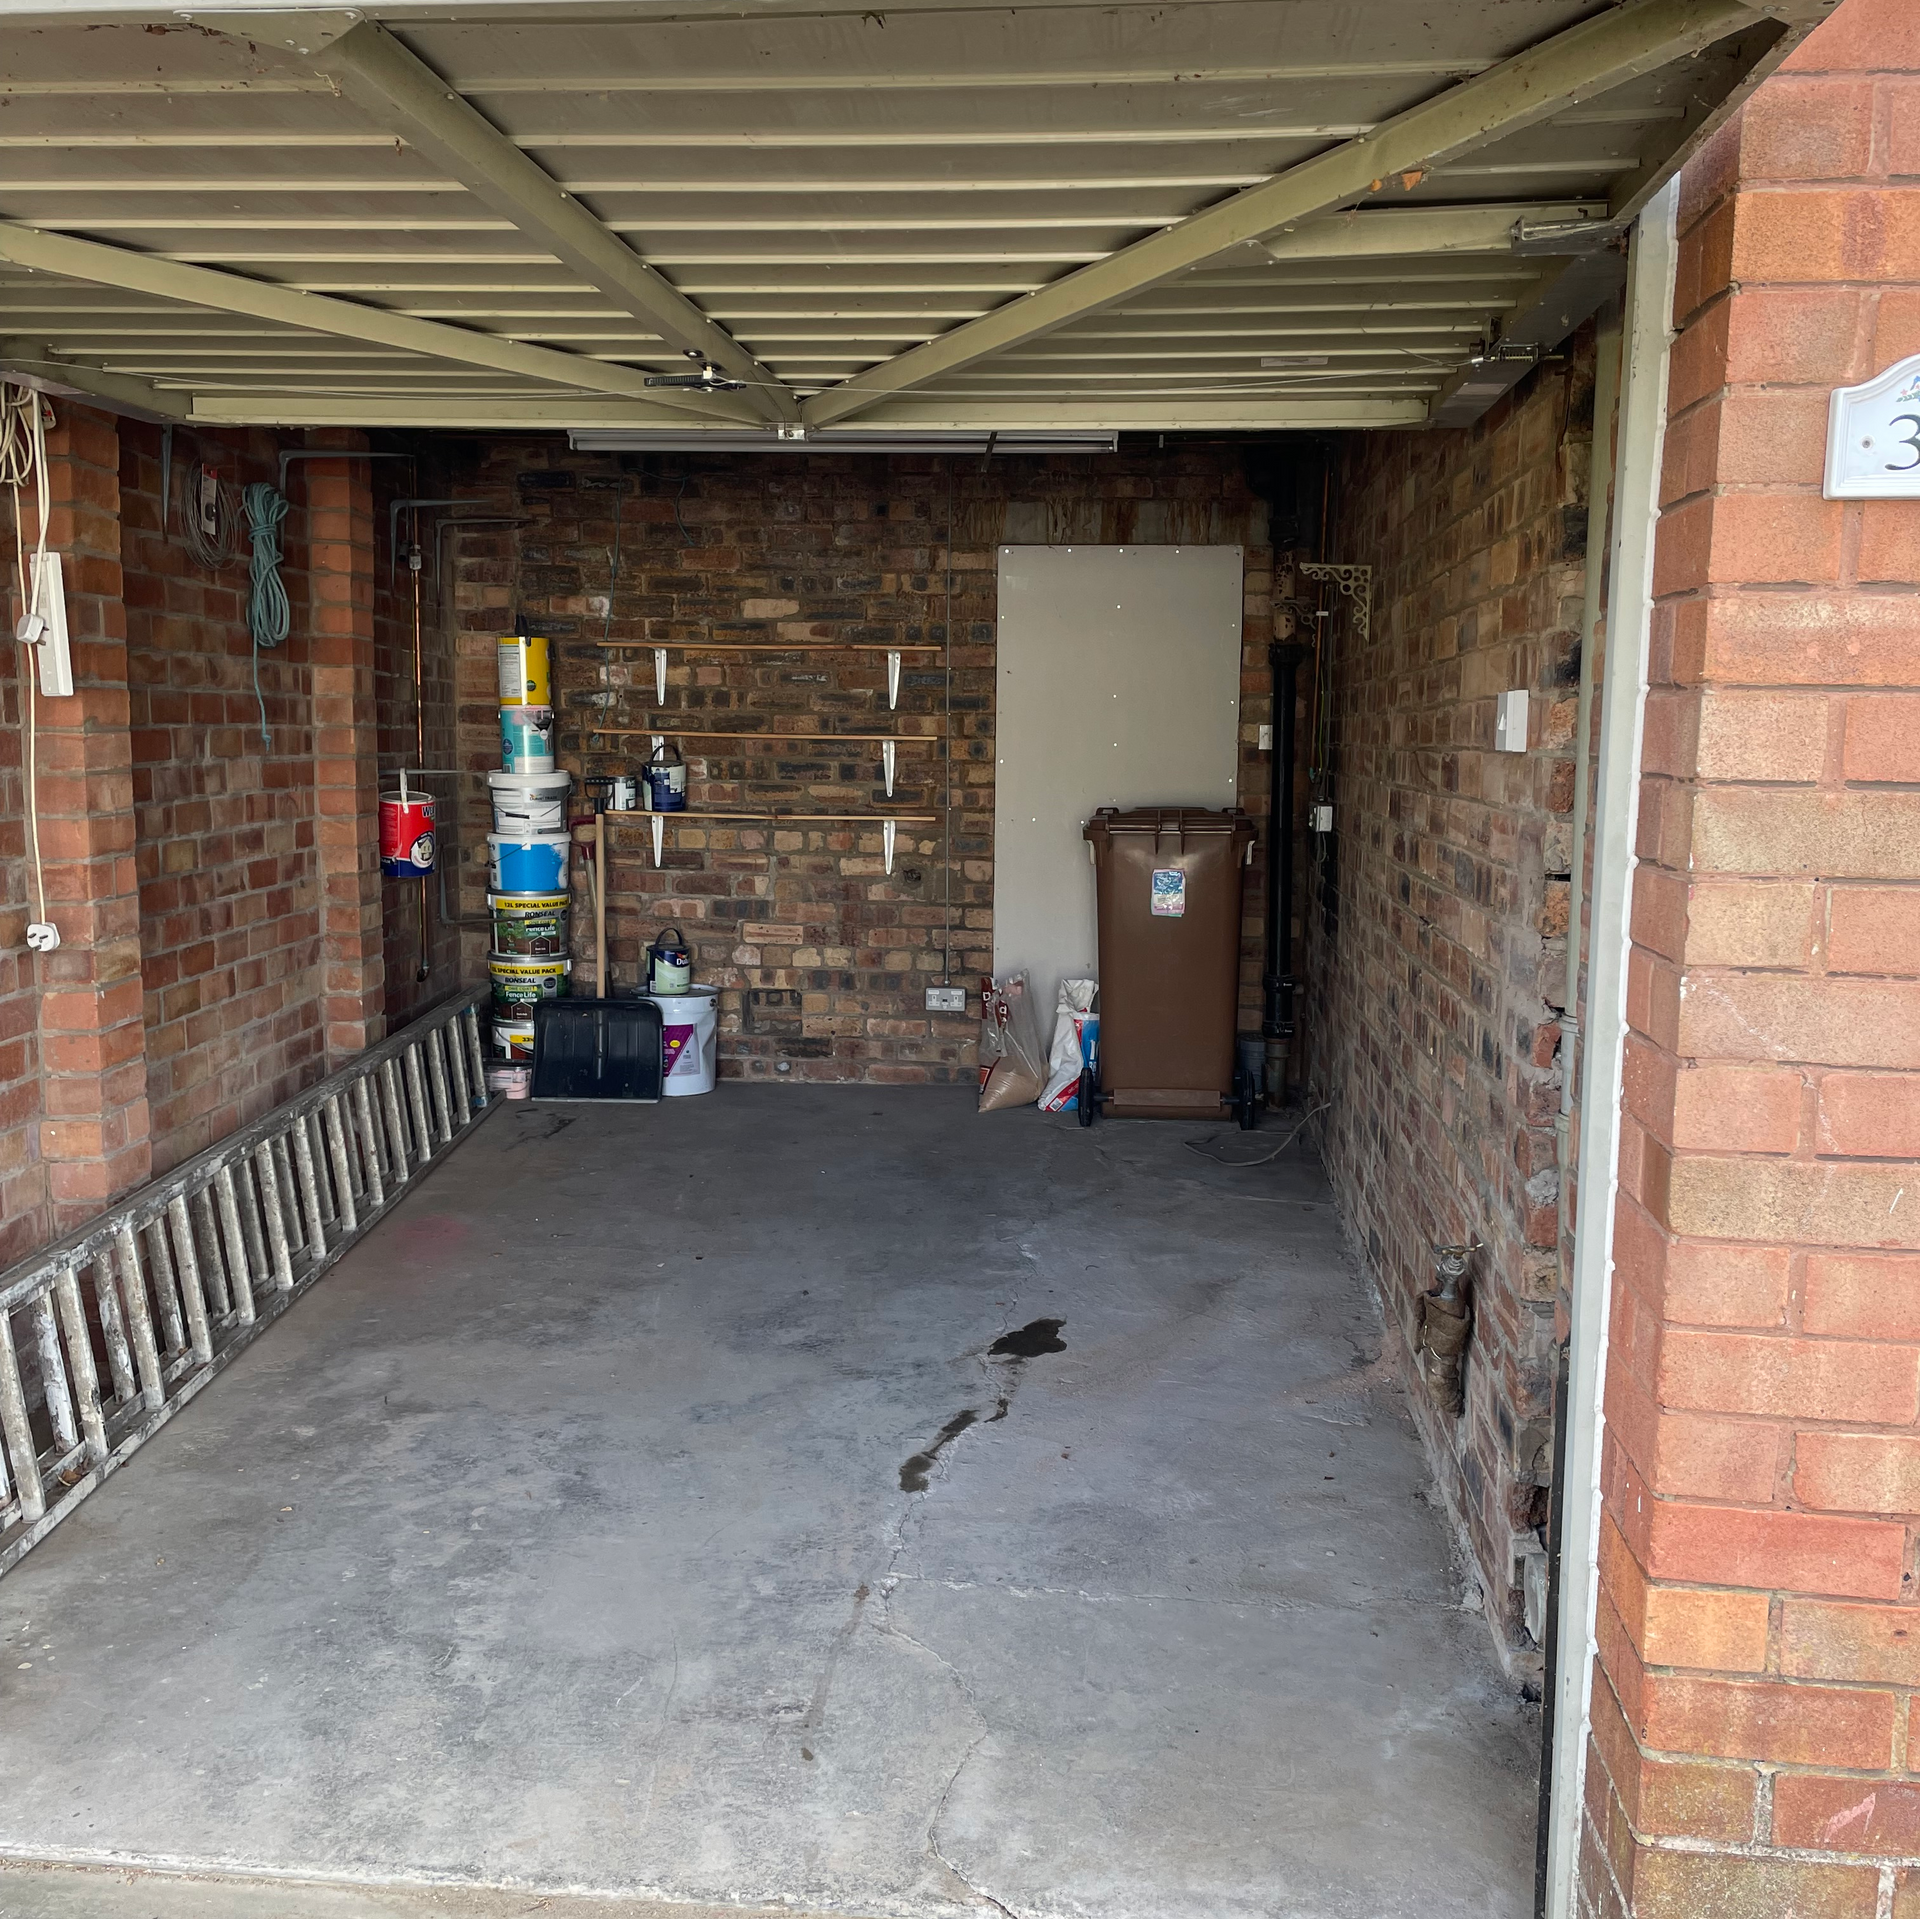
[449,444,1277,1081]
[0,404,394,1269]
[36,407,151,1234]
[119,422,326,1175]
[1582,4,1920,1912]
[0,401,152,1247]
[1304,332,1603,1671]
[373,455,463,1025]
[0,551,45,1264]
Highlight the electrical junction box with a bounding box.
[1257,724,1273,751]
[1495,688,1529,753]
[925,986,967,1013]
[1311,804,1334,834]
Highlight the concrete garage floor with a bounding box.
[0,1089,1537,1919]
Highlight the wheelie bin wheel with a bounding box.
[1077,1067,1098,1127]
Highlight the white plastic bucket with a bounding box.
[488,768,571,836]
[489,831,570,893]
[643,984,718,1096]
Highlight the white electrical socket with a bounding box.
[1495,688,1529,753]
[26,552,73,698]
[925,986,967,1013]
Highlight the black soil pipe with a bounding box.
[1263,641,1310,1102]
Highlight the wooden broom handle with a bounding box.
[595,816,608,1000]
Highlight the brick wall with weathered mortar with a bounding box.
[117,421,329,1177]
[0,441,55,1263]
[1303,332,1602,1672]
[446,443,1277,1082]
[0,403,153,1254]
[0,409,398,1266]
[372,454,464,1028]
[1583,8,1920,1914]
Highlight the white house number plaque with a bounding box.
[1826,353,1920,499]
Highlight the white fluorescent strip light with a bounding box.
[567,427,1118,454]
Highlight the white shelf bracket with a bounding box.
[655,647,668,705]
[1297,562,1374,643]
[882,740,897,798]
[651,813,664,869]
[887,649,902,711]
[883,818,897,876]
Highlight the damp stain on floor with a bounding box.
[988,1317,1066,1359]
[898,1409,979,1492]
[0,1090,1538,1919]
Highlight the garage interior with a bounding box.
[0,2,1865,1916]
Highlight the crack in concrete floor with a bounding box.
[0,1091,1537,1919]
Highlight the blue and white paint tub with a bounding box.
[642,983,718,1096]
[499,704,555,772]
[488,831,570,894]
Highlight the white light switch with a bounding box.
[1495,689,1529,753]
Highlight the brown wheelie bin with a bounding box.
[1081,807,1256,1123]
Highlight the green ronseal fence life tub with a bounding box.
[488,891,570,958]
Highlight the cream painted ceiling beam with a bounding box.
[0,221,754,422]
[1260,203,1608,265]
[298,19,799,425]
[0,334,189,421]
[802,0,1774,428]
[1424,16,1802,426]
[185,391,1429,431]
[1607,15,1799,223]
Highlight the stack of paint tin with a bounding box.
[488,630,571,1058]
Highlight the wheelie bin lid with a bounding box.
[1083,806,1253,840]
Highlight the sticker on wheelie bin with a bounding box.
[1150,868,1186,917]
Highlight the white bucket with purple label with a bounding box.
[641,983,718,1096]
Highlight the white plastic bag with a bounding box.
[1039,979,1099,1112]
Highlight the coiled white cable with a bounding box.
[176,452,237,572]
[3,380,53,941]
[243,482,290,747]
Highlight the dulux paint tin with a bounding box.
[643,741,687,811]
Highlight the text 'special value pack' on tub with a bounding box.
[488,631,571,1063]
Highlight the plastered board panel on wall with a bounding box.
[993,543,1243,1011]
